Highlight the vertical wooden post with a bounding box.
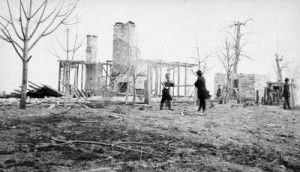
[155,67,158,96]
[150,65,153,89]
[256,90,259,105]
[145,60,151,105]
[58,62,61,92]
[106,61,109,87]
[177,65,180,97]
[290,79,295,108]
[62,63,66,92]
[74,64,79,88]
[81,63,84,90]
[159,63,162,96]
[184,65,187,96]
[172,65,175,96]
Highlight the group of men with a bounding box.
[160,70,293,111]
[160,70,208,112]
[266,77,292,109]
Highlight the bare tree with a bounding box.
[272,54,288,83]
[0,0,78,109]
[216,36,235,103]
[187,36,211,74]
[48,21,82,107]
[229,19,253,74]
[130,59,147,106]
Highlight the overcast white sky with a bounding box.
[0,0,300,93]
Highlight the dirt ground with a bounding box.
[0,98,300,172]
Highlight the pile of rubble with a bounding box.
[1,81,63,99]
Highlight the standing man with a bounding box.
[160,73,174,110]
[216,85,222,104]
[283,77,292,109]
[266,83,273,105]
[194,70,207,112]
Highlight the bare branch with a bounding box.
[29,0,47,19]
[29,0,78,51]
[0,16,12,25]
[20,0,29,20]
[28,0,51,40]
[6,0,24,40]
[19,0,26,37]
[48,47,62,60]
[0,28,23,60]
[0,22,23,51]
[199,55,212,64]
[56,36,67,52]
[240,32,253,39]
[240,53,251,59]
[241,18,253,25]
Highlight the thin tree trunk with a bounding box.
[275,55,283,82]
[125,76,129,105]
[226,75,230,103]
[233,23,241,74]
[64,63,70,107]
[20,59,28,109]
[133,76,136,106]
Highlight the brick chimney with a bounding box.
[86,35,98,62]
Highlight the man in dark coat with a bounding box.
[160,73,174,110]
[194,70,207,112]
[266,83,273,105]
[283,77,291,109]
[216,85,222,104]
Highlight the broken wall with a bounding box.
[111,21,137,77]
[86,35,98,63]
[85,63,102,94]
[214,73,270,101]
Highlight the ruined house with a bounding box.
[58,35,111,96]
[110,21,198,97]
[57,21,198,99]
[214,73,271,102]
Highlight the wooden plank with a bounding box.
[177,65,180,96]
[106,62,109,87]
[14,89,21,93]
[28,81,42,88]
[155,67,158,96]
[29,85,39,90]
[172,66,175,96]
[74,65,79,88]
[58,62,61,91]
[42,85,63,96]
[145,60,151,105]
[184,65,187,96]
[159,63,162,96]
[172,85,194,87]
[77,88,86,97]
[81,89,88,97]
[81,64,84,90]
[19,86,32,91]
[256,90,259,105]
[73,88,80,98]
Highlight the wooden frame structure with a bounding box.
[58,60,112,93]
[144,60,198,97]
[58,60,85,92]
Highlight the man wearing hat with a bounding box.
[216,84,222,104]
[194,70,208,112]
[160,73,174,110]
[283,77,292,109]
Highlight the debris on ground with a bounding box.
[0,100,299,171]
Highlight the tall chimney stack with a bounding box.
[86,35,98,62]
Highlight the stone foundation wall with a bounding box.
[86,35,97,63]
[214,73,270,101]
[85,63,102,94]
